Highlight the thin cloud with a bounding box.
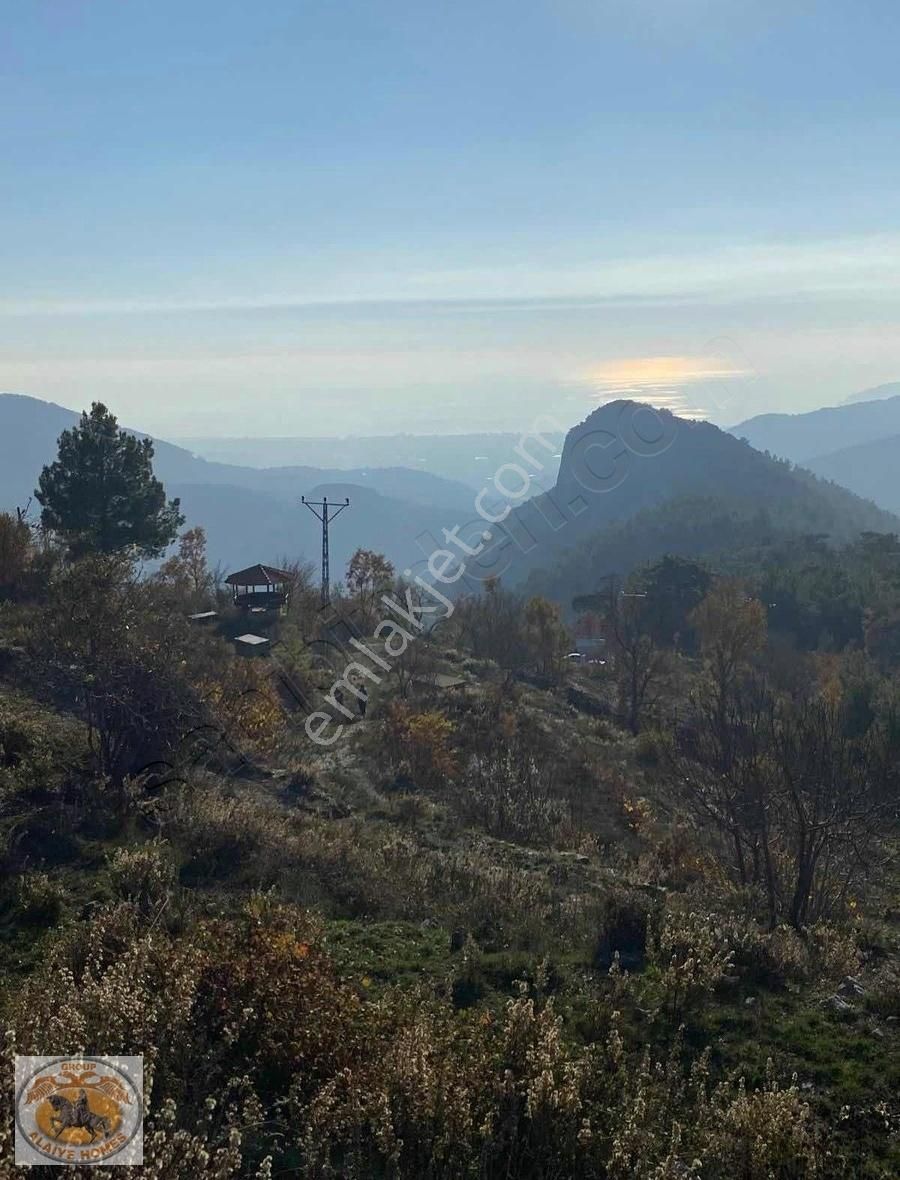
[5,233,900,319]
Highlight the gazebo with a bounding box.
[225,564,292,612]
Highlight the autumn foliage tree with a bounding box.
[523,595,570,681]
[198,659,285,757]
[157,526,214,608]
[692,579,767,698]
[380,701,456,789]
[690,578,767,769]
[346,548,395,632]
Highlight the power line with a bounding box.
[301,495,350,607]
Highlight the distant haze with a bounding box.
[5,3,900,434]
[5,392,900,587]
[178,432,564,491]
[842,382,900,405]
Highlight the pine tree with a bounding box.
[35,402,184,558]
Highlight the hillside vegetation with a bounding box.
[0,407,898,1178]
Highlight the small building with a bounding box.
[225,564,292,612]
[234,633,271,656]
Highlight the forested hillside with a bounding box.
[0,403,898,1178]
[497,401,897,591]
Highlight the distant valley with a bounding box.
[0,394,482,577]
[4,391,898,598]
[177,431,565,492]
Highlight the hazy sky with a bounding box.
[4,1,900,437]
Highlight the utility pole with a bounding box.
[301,495,350,607]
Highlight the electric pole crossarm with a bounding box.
[301,495,351,607]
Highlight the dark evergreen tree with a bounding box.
[637,555,711,648]
[35,402,184,558]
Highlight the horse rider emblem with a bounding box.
[15,1056,143,1166]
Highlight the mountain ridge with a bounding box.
[0,393,474,512]
[842,381,900,405]
[496,399,898,591]
[805,432,900,515]
[4,393,897,594]
[0,393,478,576]
[730,393,900,463]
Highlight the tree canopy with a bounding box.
[35,402,184,558]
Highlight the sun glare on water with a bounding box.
[582,355,746,418]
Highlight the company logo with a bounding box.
[15,1056,143,1167]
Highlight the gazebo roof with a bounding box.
[225,563,293,587]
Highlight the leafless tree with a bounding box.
[605,583,665,734]
[676,684,899,929]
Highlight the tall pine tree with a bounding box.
[36,402,184,558]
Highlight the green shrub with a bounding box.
[634,726,668,766]
[107,839,176,913]
[14,871,66,926]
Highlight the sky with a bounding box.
[3,0,900,438]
